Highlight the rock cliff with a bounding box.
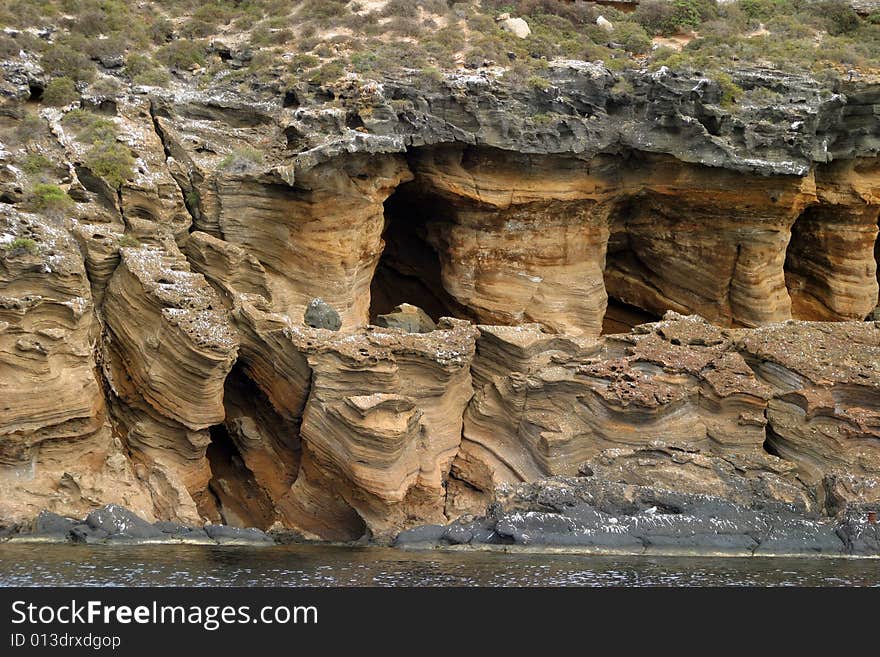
[1,57,879,547]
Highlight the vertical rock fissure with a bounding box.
[206,422,276,530]
[147,99,202,234]
[875,211,880,317]
[785,206,826,319]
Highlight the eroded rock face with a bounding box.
[738,321,880,513]
[236,306,478,540]
[153,102,412,329]
[102,246,238,523]
[0,208,153,522]
[0,61,879,545]
[453,314,880,518]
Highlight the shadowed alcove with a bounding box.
[369,181,466,324]
[602,199,662,334]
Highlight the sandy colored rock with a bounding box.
[233,299,477,539]
[453,314,880,517]
[102,245,238,522]
[0,208,154,523]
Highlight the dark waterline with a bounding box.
[0,544,878,587]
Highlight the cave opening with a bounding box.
[602,199,662,334]
[27,83,43,103]
[875,212,880,316]
[602,297,660,334]
[784,207,821,320]
[204,366,302,530]
[206,423,276,530]
[370,182,464,324]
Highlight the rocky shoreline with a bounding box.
[1,505,275,547]
[4,451,878,557]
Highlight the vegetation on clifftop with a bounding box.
[0,1,878,104]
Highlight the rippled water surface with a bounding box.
[0,544,877,586]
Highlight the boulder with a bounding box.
[596,16,614,33]
[498,16,531,39]
[31,511,76,539]
[376,303,437,333]
[304,298,342,331]
[203,524,275,545]
[85,504,164,540]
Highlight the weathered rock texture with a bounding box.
[1,59,879,545]
[102,246,238,523]
[0,207,154,522]
[397,445,879,557]
[453,314,880,521]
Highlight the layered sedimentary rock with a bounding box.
[1,57,879,546]
[153,101,412,329]
[235,303,477,539]
[454,314,880,519]
[102,246,238,522]
[785,158,880,321]
[0,207,153,521]
[739,321,880,513]
[400,147,617,336]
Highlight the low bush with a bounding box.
[634,0,718,36]
[83,141,135,190]
[156,39,207,70]
[42,77,78,106]
[218,147,263,172]
[30,183,72,211]
[2,237,39,254]
[42,43,94,82]
[21,154,53,175]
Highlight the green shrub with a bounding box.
[309,60,345,85]
[126,53,171,86]
[299,0,349,21]
[387,16,423,38]
[42,77,78,106]
[133,67,171,86]
[218,147,263,172]
[118,234,140,247]
[2,237,39,254]
[14,113,43,144]
[613,22,653,54]
[808,0,860,36]
[289,53,320,71]
[634,0,717,36]
[527,75,552,90]
[422,65,443,82]
[150,16,175,44]
[713,71,744,107]
[21,154,53,175]
[481,0,597,26]
[181,18,216,39]
[30,183,72,211]
[737,0,796,21]
[83,141,135,190]
[63,110,118,144]
[382,0,419,18]
[0,34,19,58]
[157,39,207,70]
[89,76,123,97]
[42,43,94,82]
[84,34,127,62]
